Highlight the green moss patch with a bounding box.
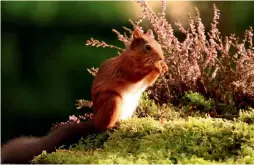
[33,113,254,164]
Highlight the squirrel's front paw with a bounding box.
[160,61,168,74]
[155,61,168,74]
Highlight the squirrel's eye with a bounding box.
[144,44,152,52]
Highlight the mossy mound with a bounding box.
[33,108,254,164]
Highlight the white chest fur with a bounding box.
[119,80,148,120]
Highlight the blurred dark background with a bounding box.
[1,1,254,143]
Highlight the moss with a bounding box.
[136,92,182,120]
[238,108,254,124]
[182,91,215,112]
[32,92,254,164]
[33,115,254,164]
[69,132,110,151]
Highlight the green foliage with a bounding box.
[238,108,254,124]
[32,93,254,164]
[180,92,240,119]
[2,1,132,26]
[183,91,215,112]
[33,115,254,164]
[136,92,182,120]
[135,92,159,118]
[69,132,110,151]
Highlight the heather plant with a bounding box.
[135,1,254,110]
[85,1,254,114]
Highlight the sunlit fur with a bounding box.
[92,28,167,125]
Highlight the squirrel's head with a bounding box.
[128,28,164,64]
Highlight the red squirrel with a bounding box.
[1,28,168,164]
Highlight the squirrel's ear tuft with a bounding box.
[133,27,143,39]
[145,29,154,38]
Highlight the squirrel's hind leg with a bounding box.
[92,91,122,131]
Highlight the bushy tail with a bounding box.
[1,120,96,164]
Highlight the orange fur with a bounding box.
[91,28,168,128]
